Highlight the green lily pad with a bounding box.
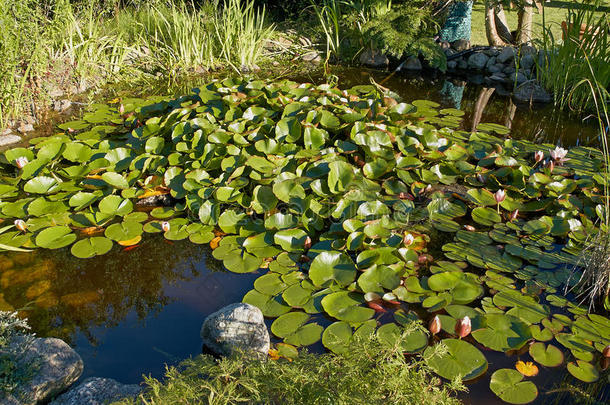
[425,339,488,381]
[529,343,563,367]
[489,368,538,404]
[321,291,374,323]
[309,251,357,288]
[70,237,114,258]
[35,226,77,249]
[270,312,323,346]
[567,360,599,383]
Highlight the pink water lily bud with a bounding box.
[429,315,441,335]
[119,104,125,115]
[603,345,610,358]
[494,189,506,204]
[404,233,415,246]
[547,159,555,173]
[464,225,476,231]
[304,236,312,250]
[455,316,472,338]
[15,157,28,169]
[476,173,485,183]
[534,151,544,162]
[510,209,519,221]
[14,219,27,232]
[161,221,171,232]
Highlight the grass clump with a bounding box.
[0,312,35,396]
[125,331,464,405]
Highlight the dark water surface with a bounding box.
[0,237,259,383]
[2,68,607,403]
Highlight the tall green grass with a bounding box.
[536,0,609,112]
[0,0,275,128]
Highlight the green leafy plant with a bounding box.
[122,330,465,405]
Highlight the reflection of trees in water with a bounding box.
[0,235,224,345]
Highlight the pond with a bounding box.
[1,68,608,405]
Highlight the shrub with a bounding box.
[124,330,464,405]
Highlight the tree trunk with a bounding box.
[517,1,534,44]
[495,5,514,43]
[485,1,512,46]
[472,87,496,132]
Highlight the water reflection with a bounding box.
[0,235,260,382]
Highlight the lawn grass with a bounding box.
[470,0,610,45]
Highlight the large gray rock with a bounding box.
[2,337,83,405]
[497,47,516,64]
[403,56,422,71]
[0,134,22,147]
[467,53,489,70]
[520,53,536,71]
[200,303,269,358]
[50,377,142,405]
[451,39,470,52]
[359,49,389,68]
[513,81,552,103]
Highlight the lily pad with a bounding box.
[489,368,538,404]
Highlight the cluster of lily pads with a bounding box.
[1,78,609,404]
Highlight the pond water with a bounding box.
[2,67,608,404]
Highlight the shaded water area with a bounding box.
[2,67,608,404]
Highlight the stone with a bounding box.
[403,56,422,71]
[489,74,507,82]
[513,81,552,103]
[515,72,528,84]
[359,49,389,68]
[135,194,175,207]
[497,47,516,64]
[488,63,502,73]
[447,60,458,70]
[457,58,468,69]
[520,45,537,56]
[50,377,142,405]
[47,88,65,99]
[520,53,536,70]
[467,52,489,70]
[200,303,270,358]
[504,66,516,75]
[485,56,496,69]
[4,337,83,405]
[440,41,451,50]
[53,100,73,112]
[443,48,456,57]
[451,39,470,52]
[17,123,34,134]
[0,134,21,147]
[301,51,322,63]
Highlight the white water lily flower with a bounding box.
[550,146,569,164]
[15,157,28,169]
[568,218,583,231]
[161,221,171,232]
[339,97,348,103]
[404,233,415,246]
[14,219,26,232]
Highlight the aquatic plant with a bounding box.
[1,78,609,403]
[122,330,464,405]
[536,0,610,112]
